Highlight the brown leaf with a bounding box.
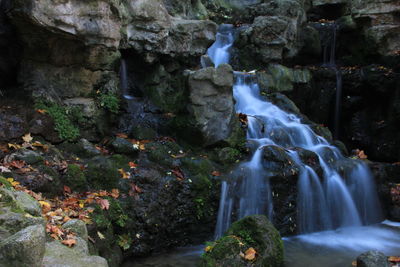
[61,238,77,248]
[171,167,184,180]
[389,256,400,262]
[110,189,119,199]
[211,171,221,177]
[116,133,128,139]
[64,185,72,194]
[9,160,25,169]
[96,198,110,210]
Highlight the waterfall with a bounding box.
[120,58,134,100]
[210,25,382,238]
[319,22,342,139]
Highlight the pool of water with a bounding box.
[122,221,400,267]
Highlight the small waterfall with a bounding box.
[120,58,134,100]
[210,25,382,238]
[206,24,235,67]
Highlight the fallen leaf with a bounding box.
[110,189,119,199]
[128,162,138,169]
[8,143,21,150]
[36,109,47,114]
[205,246,213,252]
[97,231,106,240]
[211,171,221,177]
[389,256,400,262]
[9,160,25,169]
[118,169,130,179]
[96,198,110,210]
[64,185,72,194]
[244,247,256,261]
[22,133,33,143]
[61,238,77,248]
[116,133,128,139]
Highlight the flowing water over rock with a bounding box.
[211,24,382,237]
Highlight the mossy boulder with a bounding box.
[201,215,284,267]
[64,164,88,192]
[111,137,139,156]
[85,156,123,190]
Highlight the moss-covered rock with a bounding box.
[111,137,139,155]
[85,156,122,190]
[64,164,88,192]
[201,215,284,267]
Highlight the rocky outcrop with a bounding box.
[234,0,307,68]
[187,64,242,146]
[0,184,108,266]
[201,215,284,267]
[351,0,400,57]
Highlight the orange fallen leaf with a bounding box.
[211,171,221,177]
[36,109,47,114]
[64,185,72,194]
[61,238,77,248]
[129,162,138,169]
[389,256,400,262]
[244,247,256,261]
[110,189,119,199]
[116,133,128,139]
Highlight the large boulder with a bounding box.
[234,0,306,68]
[42,239,108,267]
[125,0,217,61]
[201,215,284,267]
[0,224,46,267]
[187,64,242,146]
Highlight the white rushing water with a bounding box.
[209,25,382,238]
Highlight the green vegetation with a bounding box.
[35,101,80,141]
[98,91,120,114]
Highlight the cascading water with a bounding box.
[210,25,382,238]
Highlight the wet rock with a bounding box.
[63,219,89,243]
[42,239,108,267]
[126,0,217,60]
[111,137,139,155]
[0,224,46,267]
[351,0,400,57]
[77,139,102,158]
[201,215,284,267]
[12,190,42,217]
[234,0,306,68]
[356,250,390,267]
[0,113,26,141]
[13,149,44,165]
[257,64,312,94]
[187,64,241,146]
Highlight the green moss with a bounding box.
[181,157,214,176]
[65,164,87,192]
[35,101,80,141]
[108,198,129,228]
[98,91,120,114]
[0,177,12,189]
[146,141,181,167]
[225,121,246,150]
[85,157,121,190]
[191,174,214,220]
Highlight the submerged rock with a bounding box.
[356,250,390,267]
[201,215,284,267]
